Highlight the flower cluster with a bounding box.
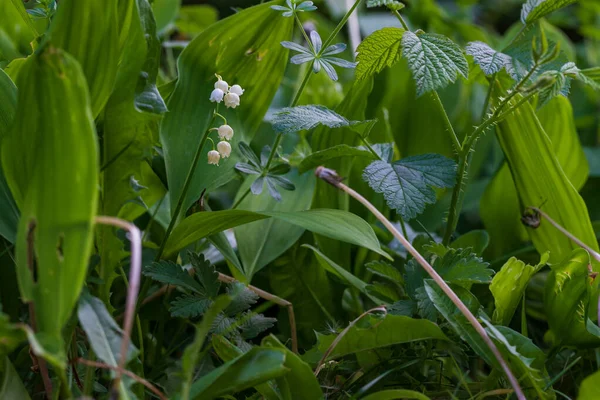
[207,75,243,166]
[210,75,244,109]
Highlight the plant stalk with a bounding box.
[315,166,525,400]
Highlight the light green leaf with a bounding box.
[356,27,405,81]
[450,230,489,256]
[0,69,18,243]
[175,5,219,38]
[161,1,293,216]
[303,314,448,363]
[49,0,119,117]
[271,105,375,135]
[298,144,377,174]
[0,357,30,400]
[262,335,325,400]
[152,0,180,34]
[491,253,548,325]
[0,0,37,62]
[401,31,468,96]
[2,46,98,341]
[360,390,430,400]
[363,154,456,220]
[521,0,577,24]
[0,313,25,358]
[165,209,388,261]
[579,370,600,399]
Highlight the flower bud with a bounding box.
[224,92,240,108]
[218,124,234,140]
[217,141,232,158]
[210,88,225,103]
[214,79,229,92]
[207,150,220,165]
[229,84,245,96]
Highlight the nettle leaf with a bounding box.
[366,0,405,10]
[170,295,213,319]
[271,105,374,134]
[521,0,577,24]
[401,31,469,96]
[356,27,405,81]
[362,154,457,220]
[143,261,204,294]
[466,41,512,76]
[433,247,494,285]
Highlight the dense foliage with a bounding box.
[1,0,600,399]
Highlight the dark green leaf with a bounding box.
[271,105,375,135]
[225,283,259,315]
[0,68,18,243]
[170,295,213,318]
[240,313,277,339]
[238,142,262,169]
[190,252,221,298]
[298,144,377,174]
[434,247,494,285]
[361,390,430,400]
[366,260,403,284]
[0,357,30,400]
[143,261,204,294]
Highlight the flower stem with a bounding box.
[431,90,461,153]
[232,187,251,209]
[315,166,525,400]
[393,9,409,30]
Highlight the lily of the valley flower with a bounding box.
[214,77,229,92]
[218,124,234,141]
[224,92,240,108]
[271,0,317,17]
[210,88,225,103]
[229,84,245,96]
[281,30,356,81]
[217,141,232,158]
[208,150,220,165]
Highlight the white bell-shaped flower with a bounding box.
[229,84,245,96]
[214,78,229,92]
[224,92,240,108]
[207,150,220,165]
[217,141,232,158]
[217,124,234,141]
[210,88,225,103]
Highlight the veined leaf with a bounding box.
[2,46,98,342]
[161,1,293,216]
[271,105,374,135]
[49,0,120,117]
[302,314,448,364]
[0,69,18,243]
[433,247,494,285]
[401,31,468,96]
[0,0,37,62]
[170,296,213,318]
[466,41,512,76]
[491,253,549,326]
[165,209,388,261]
[356,27,405,81]
[521,0,577,24]
[144,261,204,294]
[298,144,377,174]
[366,0,405,10]
[363,154,456,220]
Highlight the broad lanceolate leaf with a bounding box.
[161,1,293,216]
[77,293,139,368]
[466,41,512,76]
[271,105,374,135]
[401,31,468,96]
[363,154,456,220]
[2,46,98,342]
[521,0,577,24]
[302,314,448,364]
[0,69,19,243]
[491,253,548,325]
[49,0,119,117]
[0,0,37,62]
[356,27,405,81]
[164,209,388,261]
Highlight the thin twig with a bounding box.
[315,166,526,400]
[95,216,142,388]
[76,358,167,400]
[314,306,386,376]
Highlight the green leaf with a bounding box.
[0,0,37,62]
[0,313,25,358]
[262,335,325,400]
[433,247,494,285]
[181,347,288,400]
[363,154,456,220]
[170,295,213,318]
[544,249,599,346]
[305,244,387,304]
[302,314,448,363]
[161,1,293,216]
[360,390,430,400]
[356,27,405,81]
[484,323,555,399]
[401,31,468,96]
[166,209,389,261]
[235,170,315,278]
[521,0,577,24]
[49,0,119,117]
[77,292,139,368]
[152,0,180,34]
[298,144,377,174]
[271,105,375,135]
[450,230,489,256]
[2,46,98,342]
[0,357,30,400]
[180,295,232,400]
[240,313,277,339]
[366,260,403,284]
[190,252,221,298]
[225,283,259,315]
[0,69,18,243]
[465,41,512,76]
[579,370,600,399]
[144,261,204,294]
[491,253,548,325]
